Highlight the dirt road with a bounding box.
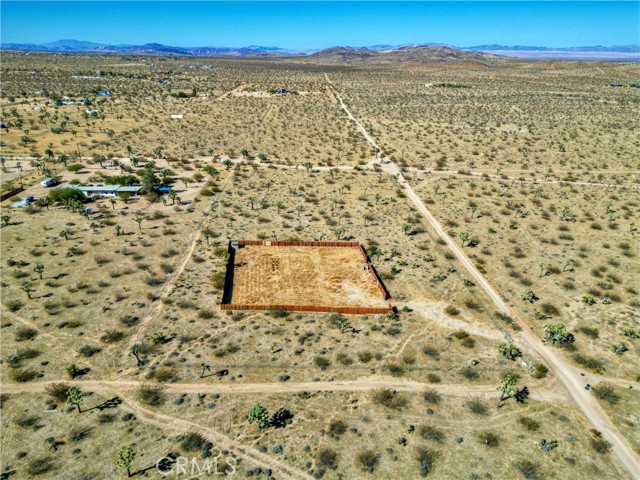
[0,375,567,401]
[329,78,640,478]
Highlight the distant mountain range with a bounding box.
[1,39,639,61]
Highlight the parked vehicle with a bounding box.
[41,178,56,187]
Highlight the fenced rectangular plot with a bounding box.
[222,241,391,314]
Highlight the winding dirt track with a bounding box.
[120,396,313,480]
[327,75,640,479]
[123,171,234,354]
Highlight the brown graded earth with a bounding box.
[230,245,388,307]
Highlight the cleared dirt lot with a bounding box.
[230,245,388,307]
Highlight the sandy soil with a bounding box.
[231,245,387,307]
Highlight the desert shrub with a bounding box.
[137,384,165,406]
[444,305,460,316]
[427,373,441,383]
[573,354,603,371]
[317,448,339,468]
[11,369,38,382]
[386,363,405,377]
[372,388,408,410]
[578,326,599,339]
[423,388,441,405]
[356,450,379,473]
[145,276,165,286]
[100,330,125,343]
[532,364,549,379]
[314,356,331,370]
[515,460,541,480]
[180,432,207,452]
[328,419,347,436]
[591,383,619,405]
[79,345,101,357]
[460,367,479,380]
[422,346,440,360]
[478,431,500,447]
[16,415,41,429]
[540,303,559,316]
[419,425,445,443]
[518,416,541,431]
[152,366,179,383]
[120,315,140,327]
[336,353,353,366]
[8,348,41,368]
[48,187,86,204]
[45,383,70,402]
[452,330,469,339]
[211,271,226,289]
[27,457,55,476]
[415,447,440,477]
[98,414,117,423]
[590,430,611,454]
[461,337,476,348]
[358,351,373,363]
[6,299,23,312]
[467,399,488,415]
[15,327,38,342]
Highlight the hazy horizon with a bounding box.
[2,1,639,50]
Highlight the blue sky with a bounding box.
[1,2,638,49]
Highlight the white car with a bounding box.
[41,178,56,187]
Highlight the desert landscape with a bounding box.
[0,40,638,480]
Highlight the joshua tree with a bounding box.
[115,224,123,236]
[133,216,144,231]
[1,215,11,226]
[181,177,192,189]
[334,227,345,240]
[295,205,304,226]
[59,230,69,240]
[66,386,84,413]
[276,201,284,213]
[200,363,211,378]
[563,259,574,272]
[303,162,313,173]
[248,196,257,210]
[33,262,45,279]
[470,206,477,218]
[21,282,32,299]
[247,403,270,430]
[498,343,522,361]
[93,154,106,168]
[375,193,382,204]
[543,323,574,344]
[202,228,213,246]
[110,198,116,210]
[67,364,80,379]
[521,289,538,303]
[538,263,546,277]
[116,446,135,478]
[497,374,518,405]
[458,231,470,247]
[153,146,163,159]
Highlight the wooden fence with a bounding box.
[1,186,24,202]
[237,240,360,248]
[221,240,393,313]
[234,240,390,300]
[220,303,393,315]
